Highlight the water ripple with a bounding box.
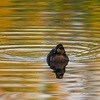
[0,0,100,100]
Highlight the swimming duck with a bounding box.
[47,44,69,79]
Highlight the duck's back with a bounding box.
[47,49,55,66]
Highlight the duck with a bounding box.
[47,44,69,79]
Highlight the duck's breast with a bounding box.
[51,55,68,69]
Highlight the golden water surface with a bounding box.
[0,0,100,100]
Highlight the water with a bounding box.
[0,0,100,100]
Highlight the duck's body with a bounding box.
[47,44,69,79]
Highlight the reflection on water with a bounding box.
[0,0,100,100]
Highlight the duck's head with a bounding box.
[56,44,65,54]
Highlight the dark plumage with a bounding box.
[47,44,69,79]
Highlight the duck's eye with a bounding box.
[57,48,62,53]
[57,48,64,54]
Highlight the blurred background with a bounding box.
[0,0,100,100]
